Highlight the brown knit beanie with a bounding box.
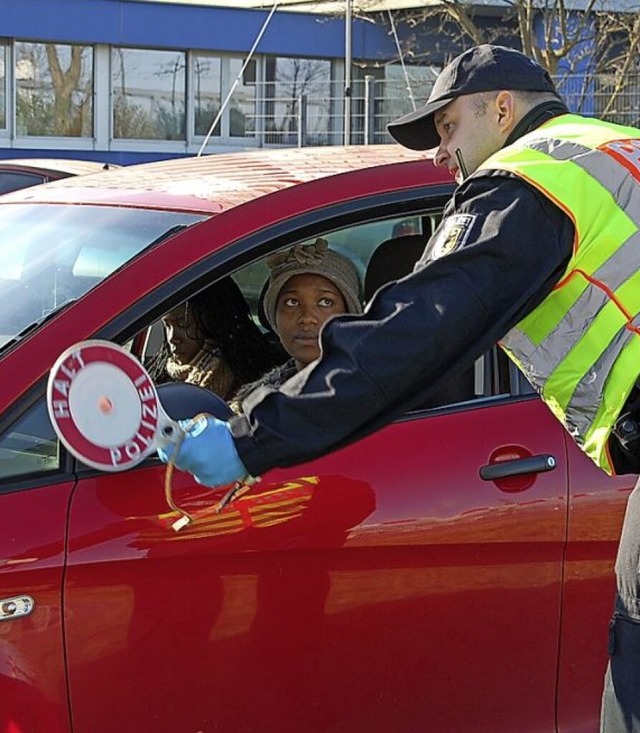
[262,238,363,329]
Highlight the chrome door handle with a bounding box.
[0,595,35,621]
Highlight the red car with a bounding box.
[0,145,633,733]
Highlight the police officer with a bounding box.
[160,45,640,732]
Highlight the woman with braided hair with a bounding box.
[148,276,283,402]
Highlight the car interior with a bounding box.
[139,212,513,415]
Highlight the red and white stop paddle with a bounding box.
[47,339,182,473]
[46,339,256,531]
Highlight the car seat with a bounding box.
[363,234,427,302]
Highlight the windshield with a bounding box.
[0,204,206,349]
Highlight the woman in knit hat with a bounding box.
[147,276,282,401]
[231,238,362,410]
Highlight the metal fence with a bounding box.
[243,72,640,148]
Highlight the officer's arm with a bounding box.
[229,175,574,477]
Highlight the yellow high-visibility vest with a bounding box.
[478,114,640,474]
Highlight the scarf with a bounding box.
[166,342,238,400]
[229,359,298,414]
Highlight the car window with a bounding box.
[0,204,205,351]
[325,214,430,268]
[0,171,47,194]
[228,211,510,410]
[139,210,513,413]
[0,399,60,482]
[232,213,432,322]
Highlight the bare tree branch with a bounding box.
[397,0,640,124]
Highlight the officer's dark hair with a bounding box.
[512,89,564,106]
[148,276,283,384]
[472,89,563,115]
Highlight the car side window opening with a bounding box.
[158,211,511,414]
[0,399,60,482]
[0,171,46,194]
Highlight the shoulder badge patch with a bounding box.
[430,213,477,260]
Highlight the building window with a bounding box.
[193,55,256,140]
[112,47,185,141]
[382,63,438,119]
[15,42,93,137]
[264,57,332,145]
[349,63,439,144]
[228,58,256,138]
[193,54,222,137]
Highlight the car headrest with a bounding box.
[156,381,233,421]
[364,234,427,302]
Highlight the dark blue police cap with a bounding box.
[387,44,560,151]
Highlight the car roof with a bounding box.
[0,145,438,214]
[0,157,117,177]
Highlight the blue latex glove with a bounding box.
[157,415,248,488]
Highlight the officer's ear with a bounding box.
[495,90,517,135]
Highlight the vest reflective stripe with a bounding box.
[509,235,640,395]
[580,315,640,461]
[479,115,640,473]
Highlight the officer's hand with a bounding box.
[157,415,248,488]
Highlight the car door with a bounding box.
[0,400,73,732]
[556,441,635,733]
[62,385,568,733]
[60,206,570,733]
